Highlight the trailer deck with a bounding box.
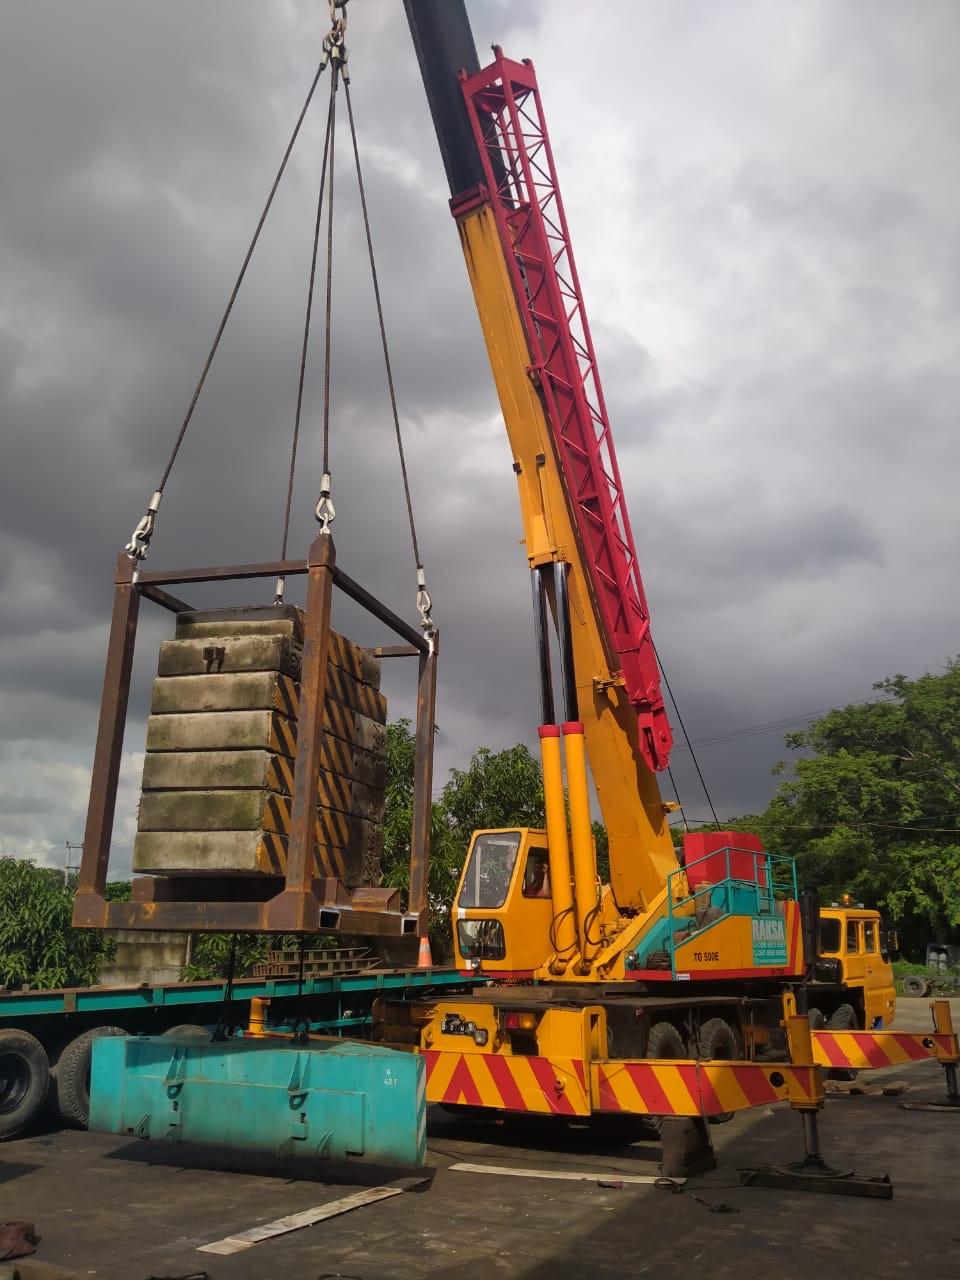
[0,965,471,1024]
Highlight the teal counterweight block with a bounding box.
[90,1034,427,1167]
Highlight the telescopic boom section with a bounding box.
[456,52,672,773]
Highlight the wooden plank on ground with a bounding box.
[197,1179,426,1256]
[448,1162,679,1186]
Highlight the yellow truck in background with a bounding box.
[809,907,897,1030]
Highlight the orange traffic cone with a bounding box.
[417,935,433,968]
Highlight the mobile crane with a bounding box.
[375,1,897,1104]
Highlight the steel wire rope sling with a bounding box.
[124,0,434,642]
[75,0,438,940]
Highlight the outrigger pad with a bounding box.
[740,1160,893,1199]
[660,1117,717,1178]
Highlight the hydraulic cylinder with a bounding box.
[538,725,577,969]
[563,720,599,972]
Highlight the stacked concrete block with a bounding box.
[132,606,387,886]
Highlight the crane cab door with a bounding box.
[452,828,555,975]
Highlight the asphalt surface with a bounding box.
[2,998,958,1279]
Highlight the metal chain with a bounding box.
[124,57,329,571]
[343,75,434,637]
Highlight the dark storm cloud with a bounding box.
[1,0,958,865]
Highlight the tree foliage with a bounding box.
[379,723,554,957]
[0,857,116,989]
[758,660,960,948]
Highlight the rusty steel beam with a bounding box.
[333,567,428,652]
[73,555,141,928]
[137,556,424,650]
[264,533,336,932]
[135,558,308,587]
[131,875,282,903]
[139,584,194,613]
[408,635,438,930]
[101,897,419,936]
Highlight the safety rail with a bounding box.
[666,848,798,963]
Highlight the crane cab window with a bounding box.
[864,921,878,953]
[846,919,862,954]
[820,918,841,954]
[458,832,522,909]
[522,848,551,898]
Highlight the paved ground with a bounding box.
[2,999,958,1279]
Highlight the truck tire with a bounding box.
[160,1024,211,1040]
[901,975,930,997]
[0,1028,49,1140]
[807,1007,826,1030]
[826,1004,858,1081]
[827,1004,858,1031]
[643,1022,685,1136]
[52,1026,127,1129]
[646,1020,685,1060]
[696,1017,743,1125]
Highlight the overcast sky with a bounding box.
[1,0,957,877]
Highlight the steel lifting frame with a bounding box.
[455,49,671,773]
[72,534,437,936]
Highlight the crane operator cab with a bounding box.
[453,829,557,975]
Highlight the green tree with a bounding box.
[378,720,463,957]
[0,857,115,988]
[182,933,270,982]
[758,659,960,949]
[440,743,545,846]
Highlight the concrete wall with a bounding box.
[98,930,191,987]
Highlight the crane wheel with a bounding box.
[642,1021,686,1136]
[807,1007,826,1029]
[0,1028,50,1140]
[160,1023,212,1041]
[696,1017,743,1125]
[51,1026,128,1129]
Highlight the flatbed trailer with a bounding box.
[0,966,476,1141]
